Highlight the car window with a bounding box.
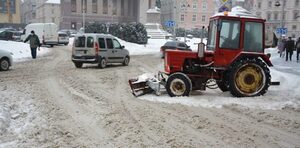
[113,39,122,49]
[106,38,113,49]
[75,36,85,47]
[178,43,187,48]
[164,42,176,47]
[59,33,68,37]
[87,37,94,48]
[98,38,106,48]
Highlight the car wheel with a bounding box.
[0,58,10,71]
[123,56,130,66]
[50,45,54,47]
[74,62,83,68]
[64,43,68,45]
[98,58,107,69]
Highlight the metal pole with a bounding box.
[82,0,86,33]
[173,4,176,40]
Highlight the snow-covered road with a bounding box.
[0,44,299,147]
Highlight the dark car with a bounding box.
[160,41,192,58]
[0,30,13,41]
[12,31,22,41]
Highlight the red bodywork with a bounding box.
[164,15,273,81]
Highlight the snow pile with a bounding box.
[0,40,50,62]
[0,105,10,133]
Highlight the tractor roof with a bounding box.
[212,6,258,19]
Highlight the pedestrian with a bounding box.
[295,37,300,62]
[284,37,295,61]
[24,30,41,59]
[277,36,286,58]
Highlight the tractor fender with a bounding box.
[233,53,273,67]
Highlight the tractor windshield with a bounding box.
[207,20,218,51]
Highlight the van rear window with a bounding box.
[59,33,68,37]
[75,36,85,47]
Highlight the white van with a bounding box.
[21,23,58,47]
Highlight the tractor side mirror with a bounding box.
[198,43,205,58]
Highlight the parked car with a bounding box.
[58,32,69,45]
[72,33,130,68]
[160,41,192,58]
[0,30,13,41]
[12,31,22,41]
[0,49,13,71]
[59,29,77,37]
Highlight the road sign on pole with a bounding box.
[165,20,175,27]
[276,28,287,34]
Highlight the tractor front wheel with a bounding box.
[228,58,271,97]
[166,73,192,97]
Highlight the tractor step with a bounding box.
[270,81,280,85]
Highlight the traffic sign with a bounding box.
[276,28,287,34]
[165,21,175,27]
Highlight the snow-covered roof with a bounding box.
[46,0,60,4]
[147,7,160,13]
[213,6,258,18]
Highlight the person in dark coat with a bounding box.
[284,37,295,61]
[295,37,300,62]
[24,30,41,59]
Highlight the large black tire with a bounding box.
[166,72,192,97]
[123,56,130,66]
[74,62,83,68]
[0,58,10,71]
[228,58,271,97]
[217,80,229,92]
[98,58,107,69]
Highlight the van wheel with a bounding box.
[98,58,107,69]
[123,56,130,66]
[74,62,83,68]
[0,58,10,71]
[50,45,54,47]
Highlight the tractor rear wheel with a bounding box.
[228,58,271,97]
[166,73,192,97]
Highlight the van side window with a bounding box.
[75,36,85,47]
[87,37,94,48]
[112,39,121,49]
[98,38,106,48]
[106,38,113,49]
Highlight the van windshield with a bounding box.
[75,36,85,47]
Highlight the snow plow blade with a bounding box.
[128,73,166,97]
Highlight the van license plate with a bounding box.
[76,51,84,55]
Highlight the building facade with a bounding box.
[60,0,155,30]
[160,0,216,30]
[251,0,300,38]
[36,0,60,28]
[0,0,21,24]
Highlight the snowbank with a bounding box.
[0,41,50,62]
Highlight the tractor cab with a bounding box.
[198,6,271,67]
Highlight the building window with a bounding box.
[71,22,77,29]
[92,0,97,13]
[202,2,207,10]
[294,11,299,20]
[71,0,76,12]
[121,0,124,16]
[292,25,297,30]
[267,13,271,20]
[51,9,54,14]
[52,17,55,23]
[292,34,296,38]
[296,0,300,6]
[268,1,272,8]
[113,0,117,15]
[103,0,108,14]
[193,3,197,9]
[192,14,197,22]
[258,2,261,9]
[274,12,278,20]
[202,15,206,22]
[181,14,184,22]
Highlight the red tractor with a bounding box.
[129,7,279,97]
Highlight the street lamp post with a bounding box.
[275,0,284,39]
[181,2,190,42]
[82,0,86,33]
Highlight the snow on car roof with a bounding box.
[213,6,258,19]
[46,0,60,4]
